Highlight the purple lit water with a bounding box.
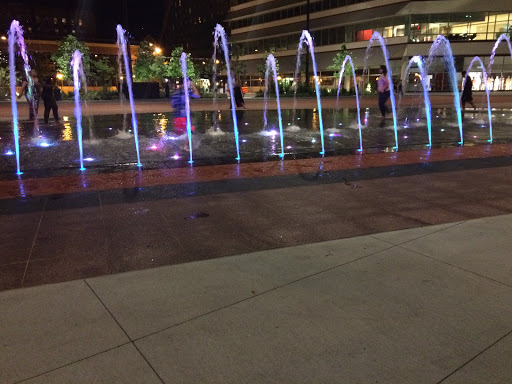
[213,24,240,160]
[465,56,493,142]
[180,52,194,163]
[263,54,285,157]
[8,20,34,175]
[116,24,142,166]
[294,30,325,154]
[336,55,362,151]
[427,35,463,145]
[402,55,432,147]
[71,50,86,170]
[489,34,512,76]
[364,31,398,149]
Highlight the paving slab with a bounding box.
[135,247,512,384]
[440,333,512,384]
[0,281,129,384]
[19,343,162,384]
[399,213,512,286]
[86,234,391,340]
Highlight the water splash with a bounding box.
[294,31,325,154]
[427,35,463,145]
[116,24,142,166]
[264,54,285,157]
[71,50,86,170]
[364,31,398,149]
[213,24,240,160]
[180,52,194,163]
[8,20,33,175]
[402,56,432,147]
[465,56,493,142]
[489,34,512,75]
[336,55,362,151]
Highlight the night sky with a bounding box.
[93,0,167,42]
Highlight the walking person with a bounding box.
[18,69,41,120]
[233,80,246,109]
[377,65,391,118]
[461,70,476,121]
[41,76,60,124]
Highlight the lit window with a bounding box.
[78,19,83,26]
[62,18,66,24]
[54,17,57,24]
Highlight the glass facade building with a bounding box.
[225,0,512,91]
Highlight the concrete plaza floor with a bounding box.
[1,213,511,383]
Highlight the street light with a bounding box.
[1,36,6,40]
[154,47,162,55]
[56,73,63,80]
[215,59,220,64]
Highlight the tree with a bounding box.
[133,40,166,82]
[51,35,90,80]
[164,47,195,80]
[328,44,355,78]
[230,43,246,81]
[91,58,115,90]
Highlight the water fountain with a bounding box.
[213,24,240,160]
[116,24,142,166]
[8,20,34,175]
[71,50,86,170]
[489,34,512,75]
[427,35,463,145]
[294,30,326,155]
[465,56,493,142]
[180,52,194,163]
[5,21,512,177]
[263,54,285,158]
[364,31,398,149]
[402,55,432,147]
[336,55,362,152]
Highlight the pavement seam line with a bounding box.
[83,280,166,384]
[84,280,133,341]
[436,328,512,384]
[132,241,398,342]
[396,245,512,289]
[20,198,47,286]
[369,220,465,246]
[11,341,133,384]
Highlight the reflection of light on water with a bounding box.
[172,153,180,160]
[242,139,247,143]
[39,142,51,147]
[84,157,95,162]
[63,116,69,122]
[5,150,14,155]
[159,117,168,132]
[62,122,73,141]
[312,110,318,131]
[441,129,445,132]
